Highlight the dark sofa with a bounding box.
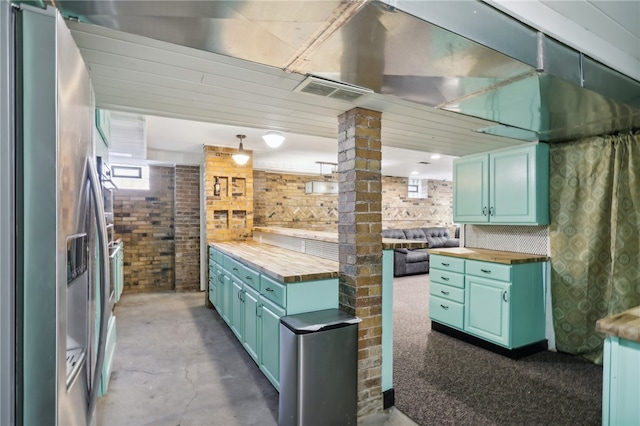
[382,227,460,277]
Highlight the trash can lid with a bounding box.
[280,308,361,333]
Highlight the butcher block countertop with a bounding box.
[428,247,549,264]
[596,305,640,343]
[253,226,428,250]
[211,241,339,283]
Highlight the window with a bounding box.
[408,178,428,199]
[111,164,150,190]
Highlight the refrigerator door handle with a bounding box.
[86,157,110,421]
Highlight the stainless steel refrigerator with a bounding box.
[14,5,110,425]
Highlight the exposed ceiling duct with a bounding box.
[44,0,640,143]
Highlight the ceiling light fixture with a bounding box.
[262,131,285,148]
[430,154,441,159]
[232,134,250,165]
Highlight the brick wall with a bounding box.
[253,172,453,232]
[175,165,200,292]
[114,165,175,292]
[253,170,338,230]
[382,176,454,230]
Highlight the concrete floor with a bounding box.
[95,292,416,426]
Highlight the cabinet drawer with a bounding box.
[429,296,464,329]
[241,267,260,291]
[430,255,465,273]
[466,260,511,282]
[260,275,286,308]
[224,256,244,278]
[430,270,464,289]
[208,282,216,306]
[430,282,464,304]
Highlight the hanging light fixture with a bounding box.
[231,134,250,165]
[262,131,285,148]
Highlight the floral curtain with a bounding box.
[549,132,640,364]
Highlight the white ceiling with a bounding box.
[67,0,640,180]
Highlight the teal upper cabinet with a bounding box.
[453,143,549,225]
[95,109,111,147]
[453,154,489,223]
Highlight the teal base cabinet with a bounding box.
[429,254,547,357]
[208,247,338,391]
[602,336,640,426]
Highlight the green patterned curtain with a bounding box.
[550,133,640,364]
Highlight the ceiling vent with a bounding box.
[294,76,373,102]
[108,112,147,160]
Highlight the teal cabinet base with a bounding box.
[432,321,547,359]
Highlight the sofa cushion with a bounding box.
[422,227,452,248]
[403,228,427,241]
[382,229,406,240]
[444,238,460,248]
[405,248,429,263]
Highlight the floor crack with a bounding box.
[119,367,175,376]
[178,365,198,425]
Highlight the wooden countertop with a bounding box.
[596,305,640,343]
[253,226,428,250]
[210,241,339,283]
[428,247,549,264]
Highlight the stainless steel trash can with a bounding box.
[278,309,361,426]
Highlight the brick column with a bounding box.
[337,107,383,417]
[174,165,201,292]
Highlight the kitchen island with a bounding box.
[209,227,426,405]
[597,305,640,426]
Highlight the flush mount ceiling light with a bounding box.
[262,131,285,148]
[232,134,250,165]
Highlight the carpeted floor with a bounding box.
[392,274,603,426]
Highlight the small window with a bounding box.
[408,178,428,199]
[112,163,149,190]
[112,165,142,179]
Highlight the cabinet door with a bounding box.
[453,154,489,223]
[260,298,285,391]
[230,279,243,340]
[220,270,232,324]
[490,144,547,224]
[464,276,510,347]
[242,286,260,363]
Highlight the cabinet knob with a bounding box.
[440,304,449,310]
[266,287,274,292]
[480,269,491,274]
[482,206,487,216]
[441,290,450,296]
[441,276,450,281]
[441,263,450,267]
[503,291,508,302]
[245,276,252,281]
[489,206,495,216]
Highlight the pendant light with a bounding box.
[262,131,285,148]
[231,134,250,165]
